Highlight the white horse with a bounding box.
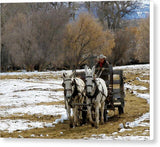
[85,65,108,128]
[62,71,85,128]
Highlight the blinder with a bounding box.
[63,78,76,99]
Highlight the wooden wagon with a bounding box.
[75,64,125,123]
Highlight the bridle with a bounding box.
[85,75,99,98]
[62,78,75,99]
[85,75,94,88]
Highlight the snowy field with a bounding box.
[0,64,150,140]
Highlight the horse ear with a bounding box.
[72,70,76,78]
[85,65,88,73]
[63,73,66,78]
[92,66,95,75]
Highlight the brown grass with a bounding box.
[0,73,60,80]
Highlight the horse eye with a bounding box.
[62,83,65,87]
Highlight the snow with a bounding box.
[119,128,132,133]
[124,83,148,91]
[133,91,150,104]
[0,105,66,117]
[113,64,149,70]
[0,79,63,107]
[53,113,68,124]
[87,134,150,140]
[117,113,150,134]
[0,119,55,133]
[125,113,150,128]
[136,77,149,83]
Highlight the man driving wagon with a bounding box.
[95,54,110,85]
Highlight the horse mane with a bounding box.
[95,78,108,98]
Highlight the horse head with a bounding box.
[62,71,76,99]
[85,65,96,97]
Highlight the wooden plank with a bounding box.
[113,70,122,75]
[113,93,121,98]
[113,89,121,94]
[113,80,120,84]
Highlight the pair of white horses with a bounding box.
[62,65,108,128]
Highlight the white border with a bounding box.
[0,0,157,145]
[150,1,154,141]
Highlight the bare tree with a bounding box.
[135,17,149,63]
[2,6,70,71]
[110,28,136,65]
[95,1,139,30]
[1,3,56,71]
[31,8,70,70]
[63,13,114,69]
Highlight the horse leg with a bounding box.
[87,99,94,126]
[66,101,73,128]
[100,101,105,125]
[68,107,73,128]
[95,102,99,128]
[73,106,78,127]
[79,98,84,125]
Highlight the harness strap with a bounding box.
[66,79,85,108]
[87,79,108,100]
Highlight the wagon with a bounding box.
[75,64,125,123]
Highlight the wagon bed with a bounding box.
[76,64,125,115]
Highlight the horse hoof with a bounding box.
[100,121,104,125]
[95,126,98,129]
[70,124,73,128]
[75,124,78,127]
[91,123,94,127]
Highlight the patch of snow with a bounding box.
[119,123,124,129]
[133,91,150,104]
[112,132,118,135]
[136,77,149,83]
[125,113,150,128]
[124,83,148,91]
[0,79,64,107]
[113,64,149,71]
[53,113,68,124]
[44,123,55,128]
[30,134,35,137]
[88,134,150,140]
[0,105,66,117]
[119,128,132,133]
[0,119,55,133]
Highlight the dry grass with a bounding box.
[0,73,60,80]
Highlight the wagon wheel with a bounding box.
[118,106,124,115]
[104,109,108,122]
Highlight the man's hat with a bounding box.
[99,54,106,59]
